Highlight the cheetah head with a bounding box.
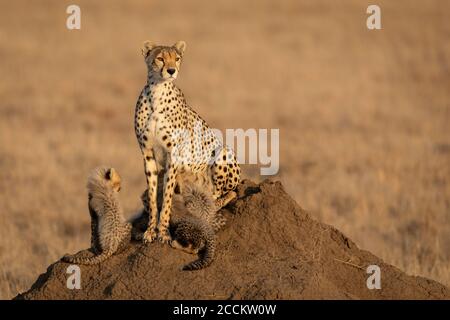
[141,40,186,82]
[87,167,122,197]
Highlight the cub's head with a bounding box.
[141,41,186,82]
[87,167,122,195]
[103,167,121,192]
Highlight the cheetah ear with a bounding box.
[141,41,155,58]
[106,168,121,191]
[173,41,186,56]
[105,167,119,181]
[105,168,113,180]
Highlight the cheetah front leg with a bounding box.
[142,150,159,244]
[157,161,178,243]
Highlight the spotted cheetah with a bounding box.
[62,167,131,265]
[134,40,241,244]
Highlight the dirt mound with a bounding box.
[14,180,449,300]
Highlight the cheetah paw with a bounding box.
[157,229,172,244]
[142,229,157,244]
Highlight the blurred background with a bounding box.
[0,0,448,299]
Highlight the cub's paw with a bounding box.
[142,229,157,244]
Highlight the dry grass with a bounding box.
[0,0,448,299]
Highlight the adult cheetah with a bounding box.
[134,41,240,244]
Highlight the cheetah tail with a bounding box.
[62,250,113,265]
[182,235,216,271]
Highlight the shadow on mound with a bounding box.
[15,180,450,299]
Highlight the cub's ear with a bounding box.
[141,40,155,58]
[173,41,186,56]
[105,168,121,191]
[105,168,113,180]
[105,167,119,181]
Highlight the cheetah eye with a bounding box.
[175,57,180,62]
[156,57,164,62]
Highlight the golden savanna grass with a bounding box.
[0,0,448,299]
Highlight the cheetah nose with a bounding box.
[167,68,176,75]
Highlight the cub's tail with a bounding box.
[182,230,216,271]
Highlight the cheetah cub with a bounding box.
[170,185,227,271]
[138,182,227,270]
[62,167,131,265]
[135,40,241,244]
